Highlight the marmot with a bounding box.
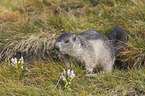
[55,26,125,73]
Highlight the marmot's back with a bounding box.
[80,30,108,41]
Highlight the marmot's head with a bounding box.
[55,33,82,55]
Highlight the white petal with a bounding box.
[14,58,17,64]
[11,58,14,63]
[11,63,14,66]
[65,83,68,87]
[67,69,70,75]
[63,78,67,81]
[21,56,24,60]
[71,70,74,74]
[71,70,75,77]
[63,69,66,74]
[21,56,24,63]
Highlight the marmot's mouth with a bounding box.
[60,51,69,56]
[61,51,67,55]
[63,54,70,58]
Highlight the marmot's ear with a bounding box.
[71,35,77,42]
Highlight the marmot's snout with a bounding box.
[55,43,60,52]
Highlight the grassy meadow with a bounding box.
[0,0,145,95]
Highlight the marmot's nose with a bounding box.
[55,43,60,51]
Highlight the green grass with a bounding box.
[0,61,145,95]
[0,0,145,95]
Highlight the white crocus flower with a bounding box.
[60,69,75,88]
[19,56,24,64]
[10,57,25,70]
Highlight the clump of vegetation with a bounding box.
[59,69,75,89]
[0,0,144,95]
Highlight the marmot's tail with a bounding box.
[108,26,126,55]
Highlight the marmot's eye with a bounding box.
[73,37,76,41]
[64,39,69,43]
